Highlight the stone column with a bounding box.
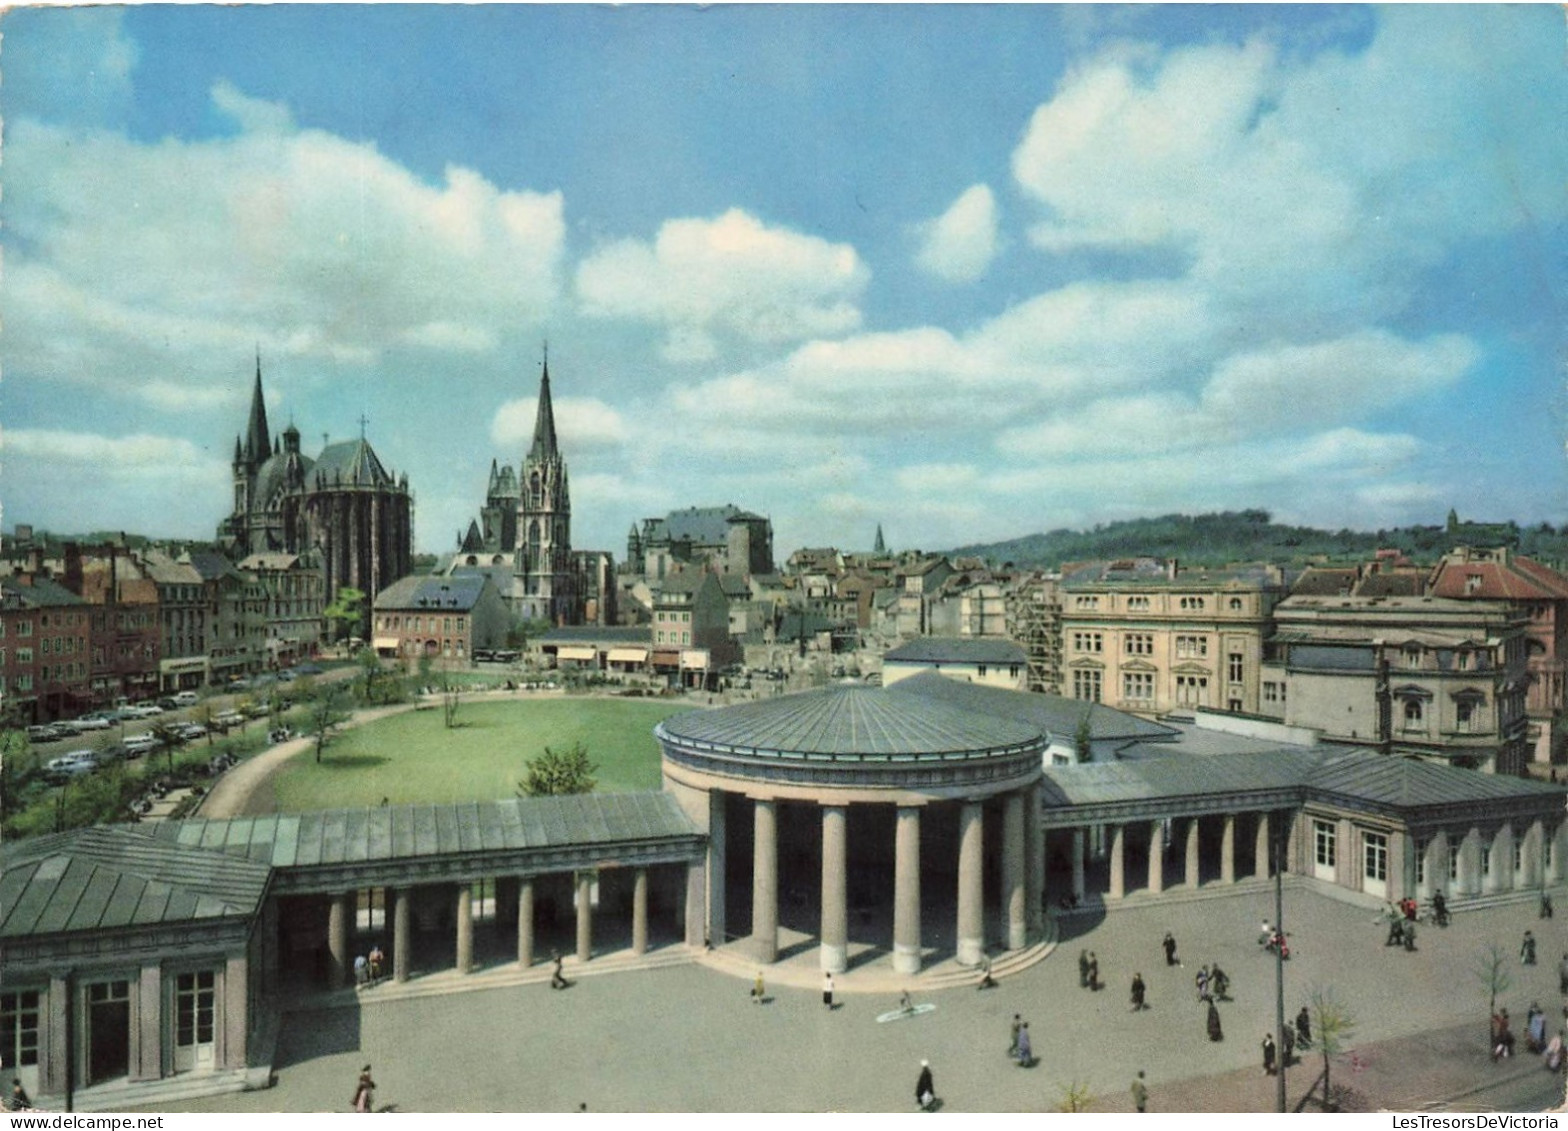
[222,954,248,1072]
[45,973,69,1097]
[393,887,411,983]
[1185,816,1201,888]
[1109,823,1126,900]
[135,964,162,1081]
[517,878,535,968]
[1462,827,1483,895]
[1254,813,1271,880]
[1003,792,1027,951]
[821,804,849,973]
[576,872,593,962]
[1026,785,1045,935]
[893,805,922,975]
[752,798,779,964]
[1428,835,1449,898]
[455,883,474,974]
[632,867,649,957]
[1071,828,1086,902]
[685,859,707,949]
[1148,820,1165,895]
[1526,820,1545,889]
[957,801,985,966]
[708,790,728,947]
[1498,823,1517,891]
[328,891,351,989]
[1549,822,1563,885]
[1221,814,1236,884]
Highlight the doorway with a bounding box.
[85,980,131,1085]
[173,971,216,1073]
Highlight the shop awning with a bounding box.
[607,647,648,663]
[680,649,711,669]
[372,637,400,650]
[651,649,681,667]
[557,646,598,661]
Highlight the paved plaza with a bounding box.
[134,881,1568,1114]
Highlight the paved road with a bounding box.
[140,882,1568,1113]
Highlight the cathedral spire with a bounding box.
[244,352,271,465]
[528,350,559,461]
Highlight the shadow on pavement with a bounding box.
[274,1005,363,1069]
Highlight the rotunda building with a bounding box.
[657,683,1046,974]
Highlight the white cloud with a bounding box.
[3,8,138,129]
[915,184,1001,282]
[2,88,567,401]
[575,209,868,361]
[489,396,630,451]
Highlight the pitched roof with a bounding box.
[1306,748,1566,809]
[375,573,491,612]
[528,357,559,461]
[1429,553,1568,601]
[646,505,760,546]
[314,438,396,487]
[0,577,86,608]
[154,792,700,868]
[0,826,271,939]
[885,636,1027,665]
[535,625,652,645]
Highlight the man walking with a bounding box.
[1162,932,1179,967]
[915,1060,936,1110]
[1087,951,1100,991]
[1131,972,1147,1011]
[1009,1013,1022,1056]
[1130,1070,1148,1113]
[823,971,834,1009]
[1262,1033,1277,1075]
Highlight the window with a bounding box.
[18,620,32,637]
[1263,681,1282,703]
[1448,838,1459,882]
[976,664,988,677]
[1229,597,1244,611]
[1175,635,1207,659]
[1513,839,1524,876]
[1403,699,1424,727]
[1073,669,1102,703]
[1482,845,1492,878]
[1364,831,1388,883]
[1125,634,1154,655]
[1315,821,1336,868]
[1175,675,1208,707]
[1,990,40,1069]
[1072,632,1102,654]
[1126,596,1150,611]
[1415,836,1429,886]
[1179,596,1206,611]
[1403,644,1422,667]
[1122,671,1154,704]
[1228,653,1244,682]
[17,648,31,664]
[1072,595,1099,610]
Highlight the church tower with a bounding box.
[514,352,577,624]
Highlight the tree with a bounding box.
[308,685,349,764]
[323,587,366,644]
[1308,986,1357,1111]
[357,647,387,705]
[1475,943,1513,1050]
[518,742,597,797]
[439,669,463,729]
[1055,1080,1092,1113]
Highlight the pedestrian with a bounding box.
[1130,1070,1148,1113]
[1015,1022,1033,1067]
[1433,890,1449,926]
[1261,1033,1277,1075]
[915,1060,935,1111]
[1282,1024,1295,1065]
[367,944,384,986]
[1547,1030,1565,1072]
[1009,1013,1022,1056]
[1523,930,1538,965]
[977,954,997,990]
[1131,972,1147,1011]
[1296,1005,1312,1049]
[1402,919,1417,951]
[1087,952,1100,991]
[1385,910,1404,947]
[1078,948,1090,988]
[1210,963,1229,1001]
[351,1064,375,1112]
[1195,965,1210,1003]
[551,950,569,990]
[1544,893,1556,920]
[751,971,765,1005]
[1528,1003,1547,1053]
[1206,1000,1223,1042]
[1559,953,1568,996]
[1259,920,1273,946]
[8,1079,32,1112]
[823,971,834,1009]
[1162,932,1179,966]
[1492,1009,1515,1060]
[353,953,368,988]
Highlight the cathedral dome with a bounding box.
[253,449,312,511]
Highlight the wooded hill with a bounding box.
[948,510,1568,572]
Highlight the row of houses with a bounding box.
[1,542,326,722]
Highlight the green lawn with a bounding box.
[270,697,689,811]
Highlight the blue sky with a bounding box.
[3,4,1564,557]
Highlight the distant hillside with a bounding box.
[949,510,1568,572]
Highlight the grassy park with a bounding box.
[268,696,689,810]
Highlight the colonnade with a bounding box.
[743,786,1040,975]
[1048,809,1283,904]
[319,861,702,989]
[1418,819,1560,899]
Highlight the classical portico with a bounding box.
[657,684,1046,974]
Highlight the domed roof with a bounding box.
[657,683,1043,762]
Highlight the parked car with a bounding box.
[45,751,99,781]
[26,724,61,743]
[127,704,164,718]
[243,702,272,719]
[212,710,246,731]
[75,713,115,731]
[175,723,207,741]
[50,722,81,738]
[123,734,162,756]
[173,690,200,707]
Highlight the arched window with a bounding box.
[1403,699,1424,726]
